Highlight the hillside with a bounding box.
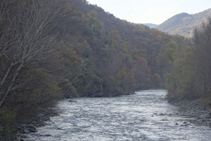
[0,0,187,139]
[156,9,211,37]
[59,0,187,96]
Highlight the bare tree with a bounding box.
[0,0,66,107]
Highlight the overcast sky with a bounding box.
[86,0,211,25]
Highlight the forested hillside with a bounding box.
[156,9,211,37]
[0,0,188,139]
[161,18,211,102]
[56,0,186,96]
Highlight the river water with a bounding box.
[27,90,211,141]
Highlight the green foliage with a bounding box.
[21,67,61,100]
[162,44,198,101]
[59,79,78,98]
[0,107,15,139]
[111,39,118,48]
[158,41,180,67]
[73,60,104,97]
[163,18,211,102]
[115,67,136,95]
[87,10,100,35]
[122,48,131,57]
[87,10,98,18]
[151,73,162,88]
[10,67,61,122]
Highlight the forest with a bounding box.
[163,18,211,102]
[0,0,210,139]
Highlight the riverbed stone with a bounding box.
[172,98,211,128]
[69,100,77,102]
[19,125,37,134]
[159,113,164,116]
[26,125,37,132]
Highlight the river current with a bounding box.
[27,90,211,141]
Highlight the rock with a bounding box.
[175,122,179,125]
[171,98,211,128]
[181,124,188,126]
[26,125,37,132]
[159,113,164,116]
[40,115,50,121]
[18,126,29,134]
[69,100,77,102]
[161,118,168,121]
[38,113,50,121]
[41,134,51,137]
[19,125,37,134]
[200,113,211,119]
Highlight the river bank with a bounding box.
[171,98,211,127]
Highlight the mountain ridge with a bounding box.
[143,23,158,28]
[156,8,211,37]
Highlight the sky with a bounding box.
[86,0,211,25]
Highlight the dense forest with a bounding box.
[163,18,211,102]
[0,0,210,139]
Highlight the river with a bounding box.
[26,90,211,141]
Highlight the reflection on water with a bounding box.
[27,90,211,141]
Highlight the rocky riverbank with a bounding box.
[172,98,211,127]
[13,109,60,141]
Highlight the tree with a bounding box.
[0,0,66,107]
[193,18,211,97]
[165,49,197,101]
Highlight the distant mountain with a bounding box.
[144,23,158,28]
[156,9,211,37]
